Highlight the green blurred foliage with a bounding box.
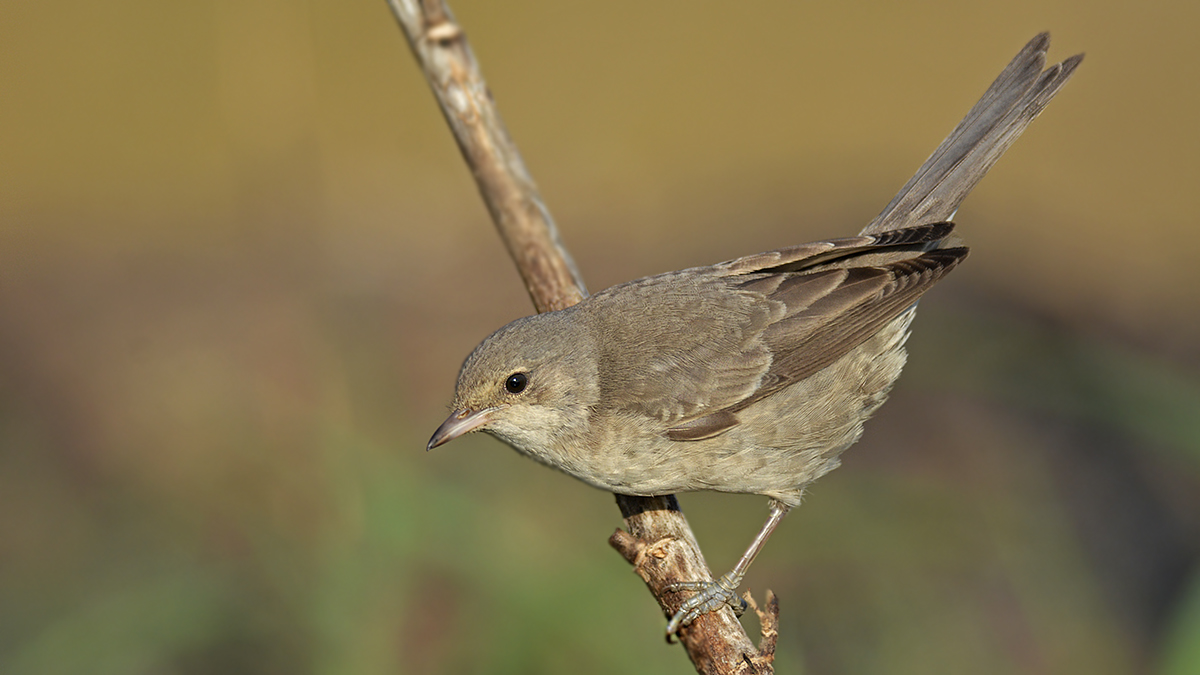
[1,1,1198,674]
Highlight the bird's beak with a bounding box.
[427,408,496,450]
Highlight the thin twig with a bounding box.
[387,0,585,313]
[386,1,772,671]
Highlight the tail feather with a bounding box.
[861,33,1083,236]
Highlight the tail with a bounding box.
[860,33,1083,236]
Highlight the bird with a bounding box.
[428,33,1082,635]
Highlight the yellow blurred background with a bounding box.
[2,1,1198,673]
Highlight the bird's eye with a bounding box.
[504,372,528,394]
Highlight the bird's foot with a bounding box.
[664,571,748,636]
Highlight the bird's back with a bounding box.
[570,225,965,504]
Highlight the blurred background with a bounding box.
[2,1,1198,673]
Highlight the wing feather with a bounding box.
[585,224,966,440]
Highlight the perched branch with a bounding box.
[387,0,774,671]
[610,496,776,674]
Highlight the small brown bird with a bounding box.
[429,34,1082,635]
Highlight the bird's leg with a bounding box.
[664,499,792,636]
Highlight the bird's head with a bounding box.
[427,310,599,460]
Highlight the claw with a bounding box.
[664,572,748,636]
[662,501,793,637]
